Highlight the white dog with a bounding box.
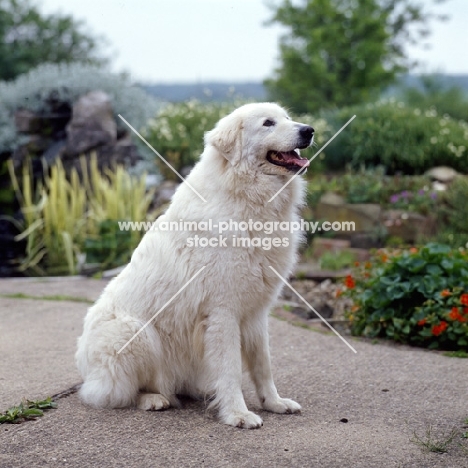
[76,103,314,428]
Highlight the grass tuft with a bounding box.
[411,425,459,453]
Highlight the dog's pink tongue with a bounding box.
[281,151,310,168]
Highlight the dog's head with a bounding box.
[205,103,314,176]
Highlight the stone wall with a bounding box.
[10,90,141,175]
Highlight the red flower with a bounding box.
[464,307,468,315]
[417,318,426,326]
[432,321,448,336]
[440,289,451,298]
[344,275,355,289]
[461,293,468,306]
[449,307,462,321]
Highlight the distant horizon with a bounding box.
[138,72,468,86]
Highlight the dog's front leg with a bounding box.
[204,313,263,429]
[244,313,301,415]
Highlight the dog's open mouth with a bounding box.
[266,149,310,173]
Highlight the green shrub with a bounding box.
[8,155,154,275]
[141,100,238,180]
[306,168,432,210]
[387,188,438,216]
[343,243,468,350]
[319,250,356,271]
[322,100,468,174]
[0,62,159,153]
[432,176,468,248]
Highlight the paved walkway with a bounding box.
[0,278,467,467]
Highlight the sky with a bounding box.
[38,0,468,84]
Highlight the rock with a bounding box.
[315,202,381,233]
[14,109,41,133]
[280,278,353,321]
[292,302,334,320]
[383,209,436,242]
[349,233,383,249]
[319,192,346,205]
[425,166,459,183]
[65,91,117,156]
[432,181,447,192]
[42,140,66,165]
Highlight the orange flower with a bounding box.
[335,289,342,298]
[380,254,388,263]
[440,289,451,298]
[417,318,426,326]
[432,321,448,336]
[365,262,372,269]
[351,305,360,312]
[461,293,468,306]
[449,307,462,321]
[364,272,370,278]
[344,275,355,289]
[409,247,418,254]
[354,261,360,267]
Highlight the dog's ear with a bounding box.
[205,113,243,164]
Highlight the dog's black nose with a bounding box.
[300,125,314,140]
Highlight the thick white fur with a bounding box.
[76,103,312,429]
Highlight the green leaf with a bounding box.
[22,408,43,417]
[426,264,443,276]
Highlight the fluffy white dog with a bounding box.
[76,102,314,428]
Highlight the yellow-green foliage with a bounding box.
[9,154,154,276]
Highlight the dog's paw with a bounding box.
[223,411,263,429]
[137,393,171,411]
[262,397,301,414]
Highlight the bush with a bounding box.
[306,168,432,210]
[322,100,468,174]
[141,100,238,180]
[7,155,154,275]
[0,62,159,153]
[432,176,468,248]
[387,187,438,216]
[342,243,468,350]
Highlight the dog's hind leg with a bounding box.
[78,351,140,409]
[76,314,159,409]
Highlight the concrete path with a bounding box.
[0,278,467,467]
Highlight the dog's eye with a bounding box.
[263,119,275,127]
